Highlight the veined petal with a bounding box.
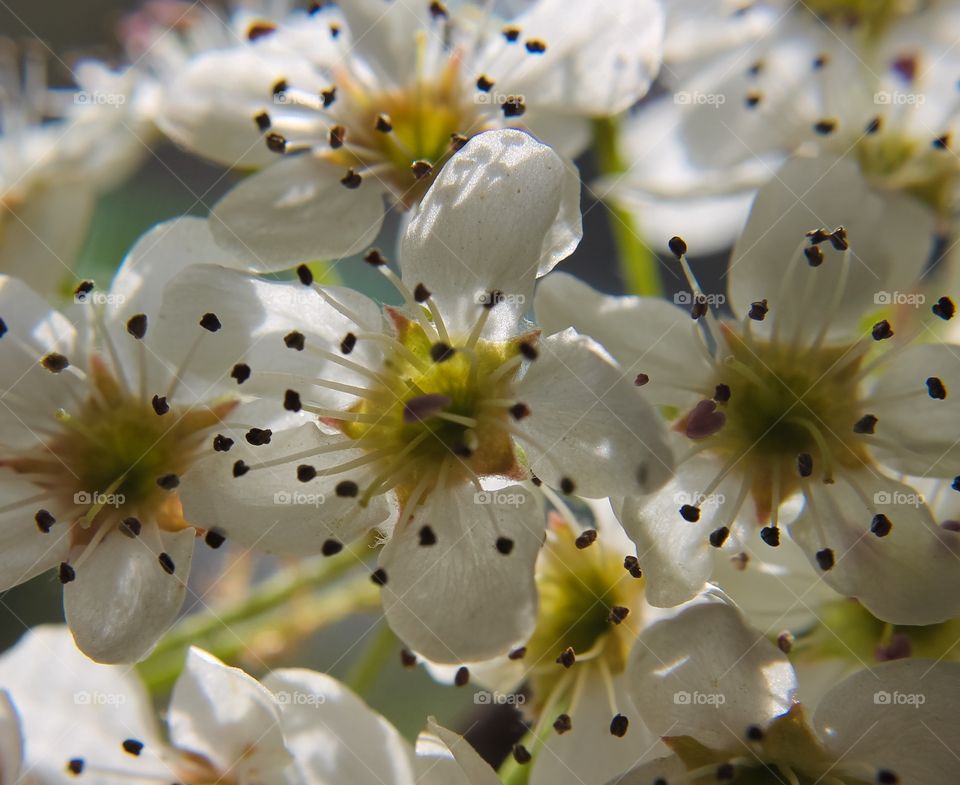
[337,0,429,87]
[63,526,194,664]
[627,600,797,750]
[380,482,543,664]
[169,648,291,778]
[512,328,672,498]
[416,719,500,785]
[399,129,581,339]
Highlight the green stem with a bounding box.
[347,622,399,696]
[592,117,663,298]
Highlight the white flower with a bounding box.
[420,500,669,785]
[0,690,23,785]
[0,217,288,663]
[0,52,153,296]
[149,129,673,664]
[608,0,960,254]
[615,599,960,785]
[537,154,960,625]
[0,625,502,785]
[146,0,663,269]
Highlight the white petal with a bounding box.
[399,129,581,339]
[513,328,672,498]
[157,48,323,170]
[627,600,797,750]
[169,648,291,778]
[415,719,499,785]
[788,471,960,625]
[0,625,163,785]
[728,156,934,340]
[617,455,744,608]
[210,154,386,271]
[0,692,22,785]
[380,482,543,663]
[813,659,960,785]
[865,342,960,476]
[0,471,70,591]
[263,668,416,785]
[597,755,687,785]
[534,273,714,407]
[63,526,194,663]
[179,422,392,554]
[338,0,428,87]
[530,670,662,785]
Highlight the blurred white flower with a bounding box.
[0,46,154,296]
[538,155,960,626]
[147,129,672,664]
[132,0,663,269]
[615,599,960,785]
[0,625,500,785]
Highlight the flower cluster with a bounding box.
[1,2,959,784]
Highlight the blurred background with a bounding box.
[0,0,697,762]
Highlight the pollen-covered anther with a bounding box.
[525,39,547,53]
[932,296,955,320]
[575,529,598,549]
[35,509,55,533]
[760,526,780,547]
[635,373,650,386]
[119,517,141,538]
[321,87,337,107]
[340,332,357,354]
[685,399,726,439]
[853,414,878,434]
[496,536,514,555]
[502,25,521,42]
[509,402,530,420]
[608,605,630,624]
[876,769,899,784]
[341,169,362,189]
[553,713,572,734]
[418,525,437,546]
[329,125,346,149]
[233,460,250,477]
[413,283,431,303]
[375,113,393,133]
[748,299,768,320]
[690,297,708,320]
[428,1,448,18]
[714,383,731,402]
[151,395,169,416]
[814,118,838,135]
[41,352,69,373]
[450,133,469,151]
[245,427,273,446]
[556,647,576,668]
[296,265,313,286]
[679,504,700,522]
[804,245,824,267]
[284,389,302,412]
[926,377,947,399]
[865,116,882,134]
[623,555,643,578]
[476,75,494,92]
[266,133,287,153]
[454,666,470,686]
[512,745,532,765]
[121,739,144,756]
[668,235,688,258]
[872,320,894,341]
[797,452,813,477]
[610,714,629,737]
[364,248,387,266]
[67,759,84,775]
[254,111,271,132]
[519,341,538,360]
[284,330,305,351]
[815,547,835,571]
[371,567,388,586]
[335,480,358,498]
[297,464,317,482]
[231,363,251,383]
[321,538,343,556]
[126,314,147,339]
[508,646,526,660]
[502,96,526,117]
[746,725,765,742]
[156,473,180,490]
[709,526,730,547]
[213,434,234,452]
[59,562,76,584]
[411,160,434,179]
[871,513,893,537]
[199,312,221,332]
[745,90,762,108]
[401,648,417,668]
[158,552,176,575]
[205,528,226,549]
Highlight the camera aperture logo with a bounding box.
[674,690,726,707]
[274,491,326,507]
